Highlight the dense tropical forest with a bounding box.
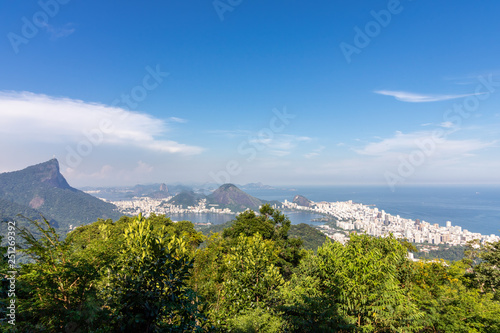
[1,205,500,332]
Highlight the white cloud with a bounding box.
[304,145,325,159]
[65,164,115,181]
[355,130,495,158]
[374,90,485,103]
[41,22,76,40]
[65,161,154,184]
[249,134,312,156]
[269,150,291,157]
[285,131,499,185]
[0,91,203,155]
[304,152,318,158]
[439,121,455,128]
[207,129,251,138]
[420,122,457,129]
[134,161,154,174]
[168,117,188,123]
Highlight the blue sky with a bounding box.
[1,0,499,187]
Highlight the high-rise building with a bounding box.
[441,234,450,243]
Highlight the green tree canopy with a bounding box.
[222,204,305,278]
[105,214,205,332]
[279,233,423,332]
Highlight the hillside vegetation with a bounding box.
[0,159,121,233]
[198,221,327,252]
[288,223,329,251]
[2,206,500,332]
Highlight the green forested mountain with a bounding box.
[0,159,121,233]
[289,223,329,251]
[414,244,466,262]
[199,221,328,252]
[207,183,262,212]
[0,197,40,222]
[196,219,233,236]
[292,194,312,207]
[168,183,264,212]
[168,190,203,208]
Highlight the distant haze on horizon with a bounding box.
[1,1,500,188]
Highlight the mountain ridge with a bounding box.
[293,194,312,207]
[207,183,262,212]
[168,191,202,208]
[0,159,121,232]
[166,183,264,212]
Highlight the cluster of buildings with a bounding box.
[110,194,498,247]
[282,199,500,246]
[111,197,232,216]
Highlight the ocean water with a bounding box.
[245,185,500,236]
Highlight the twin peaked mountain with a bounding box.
[0,159,272,232]
[168,183,265,212]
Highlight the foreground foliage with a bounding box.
[1,205,499,332]
[1,214,205,332]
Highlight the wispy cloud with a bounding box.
[0,91,203,155]
[64,161,154,183]
[249,134,311,157]
[209,127,312,157]
[269,150,291,157]
[421,122,457,129]
[207,129,251,138]
[304,145,325,159]
[355,130,494,157]
[444,72,500,86]
[304,152,318,159]
[41,23,76,40]
[374,90,485,103]
[439,121,455,129]
[168,117,188,123]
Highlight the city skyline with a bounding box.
[108,194,500,244]
[1,1,500,187]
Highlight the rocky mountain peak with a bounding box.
[28,158,73,190]
[292,194,312,207]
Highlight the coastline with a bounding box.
[244,185,500,236]
[109,184,500,246]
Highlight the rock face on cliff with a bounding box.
[0,159,121,232]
